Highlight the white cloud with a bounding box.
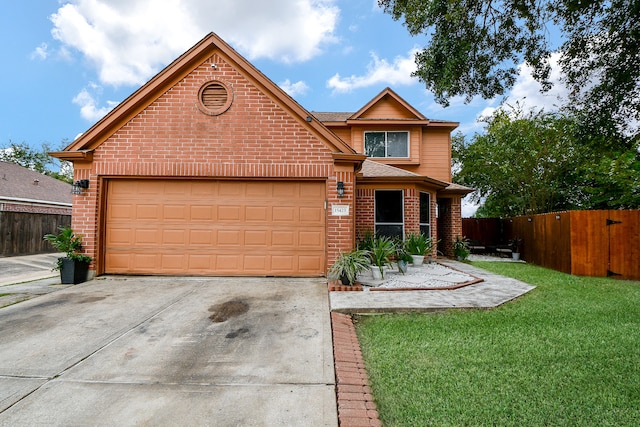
[459,53,569,135]
[49,0,339,87]
[327,49,419,93]
[72,87,119,122]
[505,52,569,112]
[461,196,480,218]
[279,79,309,97]
[30,43,49,60]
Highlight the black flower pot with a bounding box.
[59,258,90,284]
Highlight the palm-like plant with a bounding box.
[370,235,396,278]
[328,249,371,285]
[405,232,435,256]
[43,226,92,270]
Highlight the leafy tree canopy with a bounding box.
[0,141,73,184]
[379,0,640,136]
[453,107,640,217]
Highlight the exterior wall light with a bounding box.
[337,181,345,198]
[72,179,90,195]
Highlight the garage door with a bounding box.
[104,179,326,276]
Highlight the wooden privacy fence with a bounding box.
[0,212,71,256]
[463,210,640,281]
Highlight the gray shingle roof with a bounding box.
[311,112,353,122]
[359,160,422,178]
[0,161,72,205]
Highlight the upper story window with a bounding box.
[364,131,409,158]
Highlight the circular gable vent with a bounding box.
[197,80,232,115]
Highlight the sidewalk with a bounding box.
[0,253,68,307]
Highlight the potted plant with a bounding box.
[453,235,470,261]
[369,235,396,280]
[328,249,371,286]
[43,226,92,284]
[511,237,523,260]
[395,241,413,274]
[405,232,435,266]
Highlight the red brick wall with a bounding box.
[437,196,462,257]
[72,53,354,274]
[355,185,438,257]
[355,188,374,241]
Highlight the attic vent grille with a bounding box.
[197,80,233,116]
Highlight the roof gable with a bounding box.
[54,33,355,160]
[350,88,427,122]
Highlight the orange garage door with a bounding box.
[104,179,326,276]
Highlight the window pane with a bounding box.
[375,190,403,223]
[420,225,430,237]
[376,225,404,239]
[420,192,430,224]
[365,132,386,157]
[387,132,408,157]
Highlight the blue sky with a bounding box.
[1,0,569,152]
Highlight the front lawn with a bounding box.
[355,262,640,426]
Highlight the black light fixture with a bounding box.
[72,179,90,195]
[337,181,345,198]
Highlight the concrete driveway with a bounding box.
[0,276,337,426]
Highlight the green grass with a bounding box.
[355,262,640,426]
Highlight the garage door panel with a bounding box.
[105,180,326,276]
[190,205,215,221]
[299,231,323,247]
[135,229,161,245]
[245,206,269,222]
[162,230,186,245]
[188,255,213,270]
[108,204,134,220]
[218,206,242,221]
[163,205,187,220]
[106,228,133,245]
[299,207,323,223]
[161,254,186,270]
[189,230,215,245]
[271,230,295,246]
[218,230,241,245]
[299,255,323,271]
[136,205,160,220]
[215,254,242,270]
[244,230,268,246]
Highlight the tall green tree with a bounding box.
[379,0,640,136]
[0,141,73,183]
[453,108,640,217]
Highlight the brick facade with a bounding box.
[56,33,466,277]
[70,50,356,274]
[436,196,463,257]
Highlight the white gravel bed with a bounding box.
[360,262,479,290]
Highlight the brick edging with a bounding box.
[331,312,382,427]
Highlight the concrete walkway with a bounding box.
[0,253,67,308]
[330,259,535,313]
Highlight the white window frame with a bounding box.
[364,131,410,158]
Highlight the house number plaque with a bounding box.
[332,205,349,216]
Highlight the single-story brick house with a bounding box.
[52,33,471,278]
[0,161,72,215]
